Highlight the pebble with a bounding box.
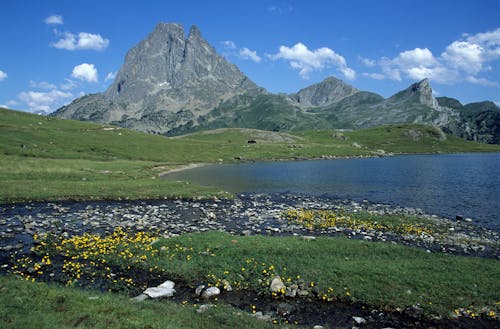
[201,286,220,298]
[352,316,367,324]
[1,193,498,264]
[270,277,285,293]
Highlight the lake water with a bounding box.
[166,153,500,230]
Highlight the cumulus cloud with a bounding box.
[51,31,109,51]
[239,47,261,63]
[363,28,500,86]
[71,63,98,83]
[442,41,484,74]
[18,89,73,113]
[0,70,7,81]
[269,42,355,80]
[44,15,63,25]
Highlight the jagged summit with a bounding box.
[387,78,437,109]
[51,23,498,143]
[54,22,258,134]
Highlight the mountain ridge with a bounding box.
[52,23,500,143]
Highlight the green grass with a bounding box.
[1,107,499,203]
[7,230,500,321]
[0,275,281,329]
[150,232,500,316]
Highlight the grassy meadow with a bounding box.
[1,107,499,203]
[1,107,499,327]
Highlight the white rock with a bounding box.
[301,235,316,241]
[352,316,367,324]
[195,284,206,296]
[270,277,285,293]
[158,280,175,289]
[143,286,175,298]
[202,286,220,298]
[313,326,325,329]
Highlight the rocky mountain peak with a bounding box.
[291,76,358,107]
[388,78,437,109]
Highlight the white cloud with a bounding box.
[0,70,7,81]
[60,78,77,90]
[359,57,376,67]
[268,4,293,15]
[105,71,116,82]
[51,31,109,51]
[44,15,63,25]
[239,47,261,63]
[71,63,98,83]
[362,72,385,80]
[0,100,18,108]
[269,42,355,80]
[76,32,109,51]
[18,89,73,113]
[29,80,57,90]
[442,41,484,74]
[221,40,236,49]
[466,76,499,87]
[376,48,458,84]
[365,28,500,87]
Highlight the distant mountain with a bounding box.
[52,23,499,144]
[54,23,259,134]
[436,97,500,144]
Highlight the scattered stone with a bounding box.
[143,284,176,298]
[202,286,220,298]
[270,277,285,293]
[352,316,367,324]
[297,289,310,297]
[87,296,100,300]
[301,235,316,241]
[251,311,272,321]
[195,285,206,296]
[276,302,295,316]
[313,326,325,329]
[158,280,175,289]
[404,305,424,319]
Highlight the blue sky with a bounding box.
[1,0,499,113]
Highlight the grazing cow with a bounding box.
[247,140,257,144]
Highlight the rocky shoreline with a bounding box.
[1,193,499,328]
[1,193,499,264]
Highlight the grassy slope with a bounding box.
[1,107,499,202]
[0,275,279,329]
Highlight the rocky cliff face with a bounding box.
[52,23,499,143]
[54,23,259,134]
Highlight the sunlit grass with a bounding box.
[8,229,500,319]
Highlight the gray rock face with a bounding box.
[53,23,258,134]
[51,23,499,143]
[290,77,358,107]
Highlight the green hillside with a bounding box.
[1,107,499,202]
